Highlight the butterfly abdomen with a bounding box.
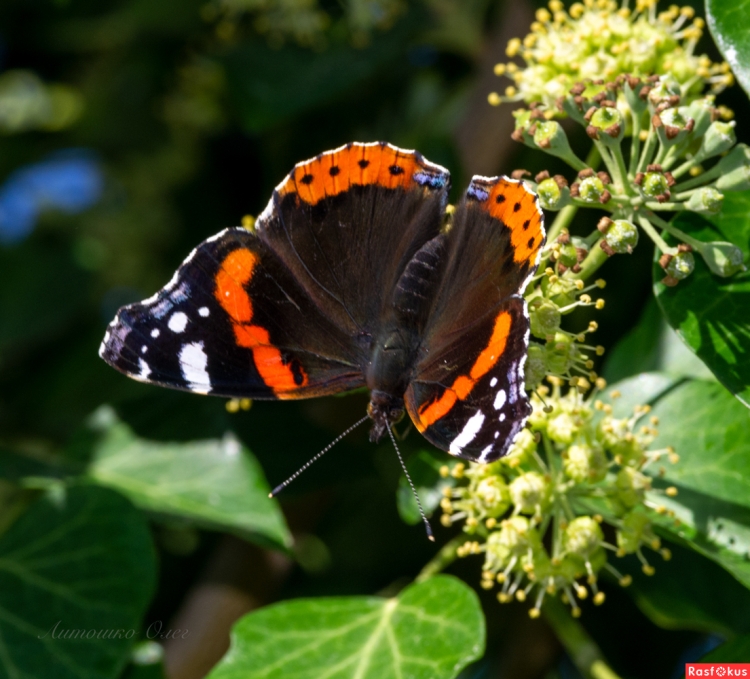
[392,234,446,327]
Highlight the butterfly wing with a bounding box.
[100,228,366,398]
[100,142,451,400]
[404,176,545,462]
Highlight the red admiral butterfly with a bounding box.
[100,142,545,464]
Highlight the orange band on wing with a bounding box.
[276,142,432,206]
[414,311,512,431]
[475,178,544,268]
[215,248,308,396]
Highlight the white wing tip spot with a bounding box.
[168,311,189,333]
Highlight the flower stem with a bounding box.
[542,596,624,679]
[415,535,464,583]
[547,204,579,243]
[573,239,609,280]
[637,215,674,253]
[644,211,702,249]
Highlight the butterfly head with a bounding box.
[367,390,405,443]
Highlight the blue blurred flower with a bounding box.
[0,149,103,243]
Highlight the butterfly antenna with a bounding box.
[269,415,369,498]
[387,424,435,542]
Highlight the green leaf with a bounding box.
[599,372,680,420]
[625,541,750,635]
[86,407,291,549]
[706,0,750,98]
[0,485,156,679]
[603,298,715,383]
[700,634,750,662]
[651,380,750,508]
[397,450,456,525]
[654,202,750,407]
[207,575,485,679]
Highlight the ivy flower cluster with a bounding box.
[489,0,733,111]
[439,382,679,618]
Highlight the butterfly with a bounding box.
[100,142,545,464]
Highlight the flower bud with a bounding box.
[524,343,547,390]
[684,97,715,138]
[615,467,650,508]
[694,241,746,277]
[685,187,724,215]
[715,143,750,192]
[537,177,571,210]
[509,472,551,514]
[578,175,607,203]
[647,75,681,106]
[485,516,539,570]
[546,411,578,444]
[665,251,695,280]
[557,242,579,267]
[604,220,639,254]
[533,121,572,154]
[698,121,737,160]
[511,109,536,148]
[641,171,670,198]
[474,476,511,517]
[504,428,537,466]
[563,443,607,483]
[545,332,577,375]
[564,516,604,557]
[656,107,693,145]
[589,107,624,144]
[616,510,652,554]
[530,299,562,338]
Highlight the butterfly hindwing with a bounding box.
[100,228,365,399]
[403,175,545,461]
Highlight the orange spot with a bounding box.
[483,179,544,267]
[413,311,512,431]
[215,248,307,395]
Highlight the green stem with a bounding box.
[609,142,631,195]
[546,204,579,243]
[671,164,721,193]
[637,214,674,254]
[415,535,464,583]
[542,597,624,679]
[594,141,621,187]
[642,202,685,211]
[644,211,703,249]
[636,124,658,174]
[628,115,642,178]
[573,239,609,280]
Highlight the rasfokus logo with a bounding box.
[686,664,750,676]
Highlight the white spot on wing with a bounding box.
[198,307,210,317]
[179,341,211,394]
[141,345,147,354]
[449,411,485,456]
[168,312,189,333]
[151,328,160,338]
[490,377,497,387]
[137,358,151,380]
[494,389,507,410]
[499,413,506,422]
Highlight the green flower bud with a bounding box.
[616,510,652,554]
[557,242,578,268]
[564,516,604,557]
[615,467,650,509]
[604,220,639,254]
[485,516,539,570]
[698,121,737,160]
[715,143,750,192]
[509,472,551,514]
[533,121,573,156]
[530,300,562,338]
[475,476,510,517]
[563,443,607,483]
[641,172,670,198]
[578,176,607,203]
[589,107,624,144]
[524,343,546,390]
[545,331,577,375]
[546,411,578,444]
[685,187,724,215]
[665,251,695,280]
[694,241,746,277]
[684,97,715,138]
[597,417,629,451]
[512,109,536,148]
[647,75,681,106]
[656,107,693,146]
[609,435,644,466]
[503,428,537,466]
[537,177,571,211]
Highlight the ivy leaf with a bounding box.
[654,199,750,408]
[706,0,750,98]
[650,379,750,509]
[206,575,485,679]
[86,407,291,549]
[0,485,156,679]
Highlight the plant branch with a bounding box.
[542,596,623,679]
[415,535,464,583]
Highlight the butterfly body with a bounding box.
[100,142,545,463]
